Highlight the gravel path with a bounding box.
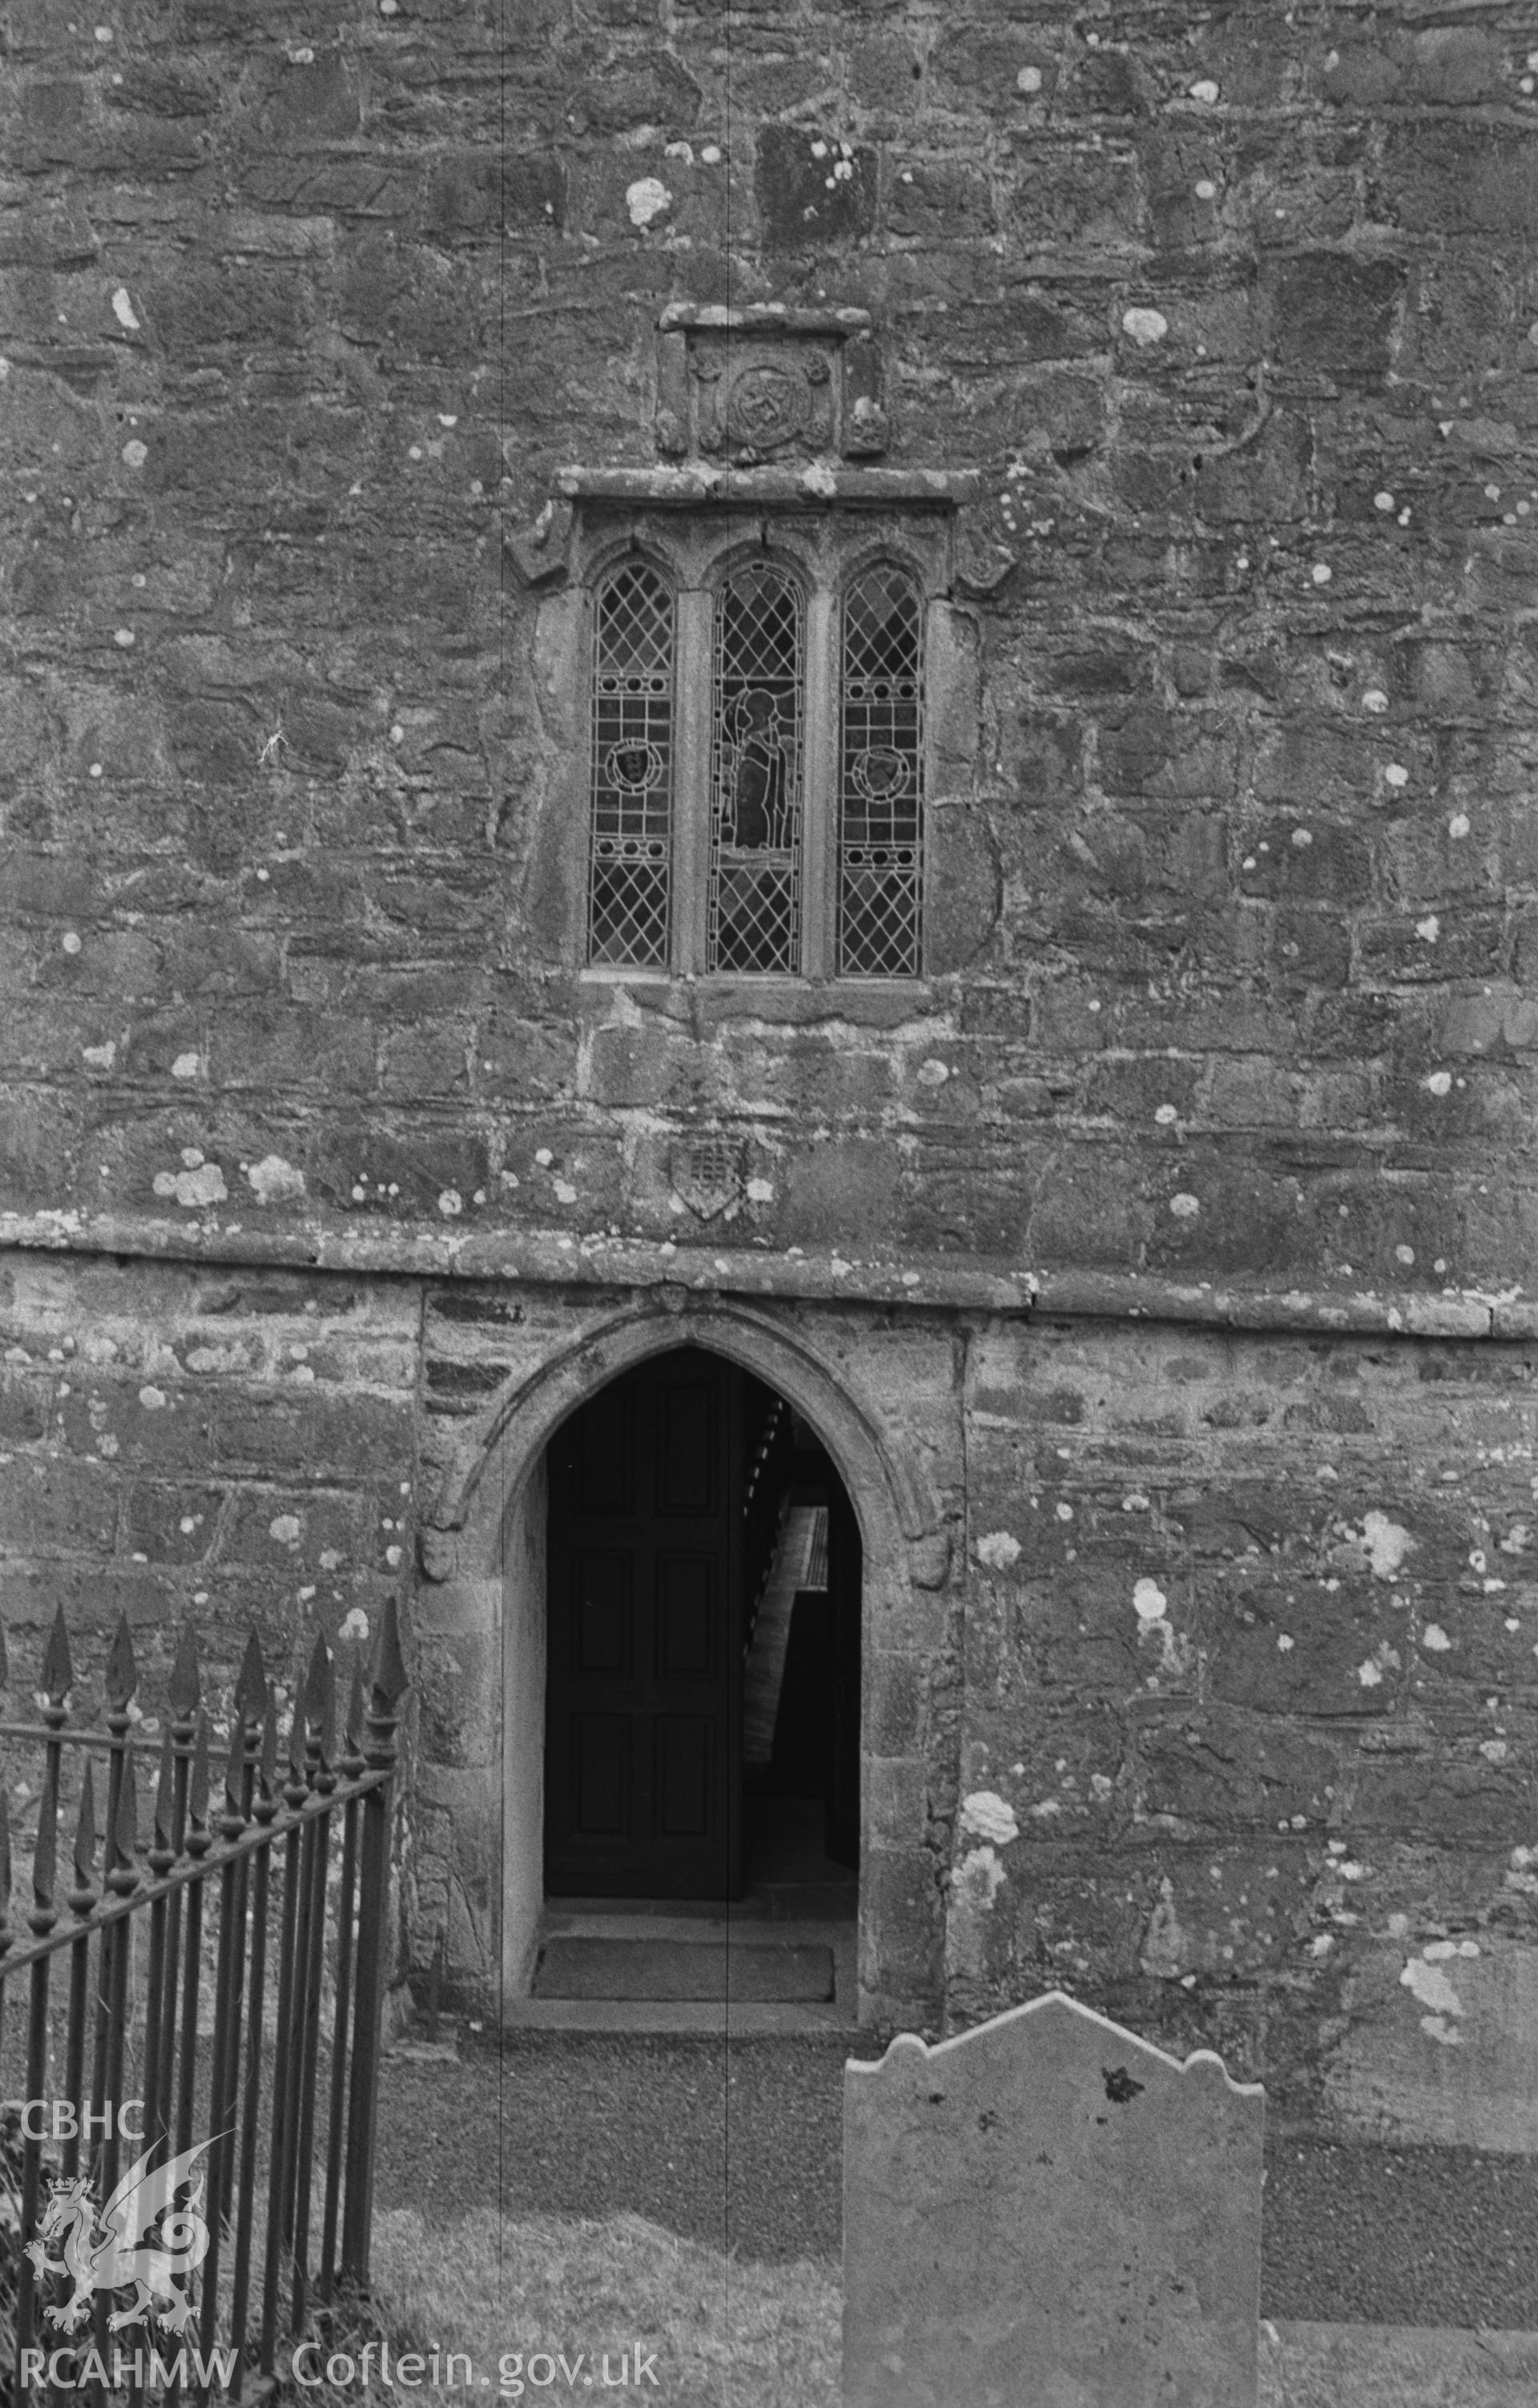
[375,2031,1538,2328]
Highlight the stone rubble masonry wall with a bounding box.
[956,1314,1538,2140]
[2,1,1537,2132]
[0,1,1535,1281]
[5,1247,1535,2131]
[0,1249,417,1777]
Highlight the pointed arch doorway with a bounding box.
[481,1297,941,2017]
[541,1343,860,1908]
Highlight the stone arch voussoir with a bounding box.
[433,1294,941,1588]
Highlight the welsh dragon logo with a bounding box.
[23,2136,220,2334]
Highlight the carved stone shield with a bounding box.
[723,358,812,451]
[670,1137,746,1220]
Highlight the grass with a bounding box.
[290,2207,842,2408]
[0,2077,839,2406]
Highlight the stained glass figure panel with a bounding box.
[839,566,922,976]
[589,562,674,966]
[708,566,803,975]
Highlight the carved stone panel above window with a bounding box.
[654,304,887,464]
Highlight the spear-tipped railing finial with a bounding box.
[168,1618,201,1723]
[236,1630,267,1728]
[40,1605,73,1716]
[258,1685,280,1812]
[104,1613,139,1716]
[362,1595,408,1771]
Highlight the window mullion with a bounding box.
[673,586,713,976]
[802,585,838,980]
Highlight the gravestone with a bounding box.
[843,1990,1264,2408]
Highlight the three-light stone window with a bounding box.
[588,552,924,979]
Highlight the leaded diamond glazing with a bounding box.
[839,566,922,976]
[588,562,674,966]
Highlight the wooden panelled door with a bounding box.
[545,1348,746,1899]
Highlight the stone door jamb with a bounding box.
[415,1292,952,2025]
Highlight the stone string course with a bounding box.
[1,2,1536,2128]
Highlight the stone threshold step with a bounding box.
[533,1934,835,2003]
[540,1908,850,1945]
[542,1889,856,1922]
[496,1997,860,2035]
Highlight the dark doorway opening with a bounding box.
[542,1346,860,1907]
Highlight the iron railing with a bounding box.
[0,1599,408,2402]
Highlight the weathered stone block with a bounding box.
[120,1481,225,1564]
[1267,252,1405,377]
[570,51,700,137]
[0,1452,119,1552]
[1097,705,1238,800]
[417,1629,501,1769]
[259,49,360,140]
[862,1845,946,2010]
[1383,125,1538,236]
[755,125,876,250]
[1007,138,1146,248]
[1139,1710,1339,1831]
[1320,43,1402,108]
[1323,1935,1538,2148]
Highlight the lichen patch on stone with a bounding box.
[1139,1876,1192,1979]
[1133,1576,1168,1622]
[976,1530,1021,1568]
[960,1790,1020,1846]
[1121,307,1169,345]
[1350,1509,1415,1579]
[626,178,671,229]
[152,1163,228,1208]
[956,1843,1007,1909]
[1399,1955,1464,2027]
[244,1154,306,1206]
